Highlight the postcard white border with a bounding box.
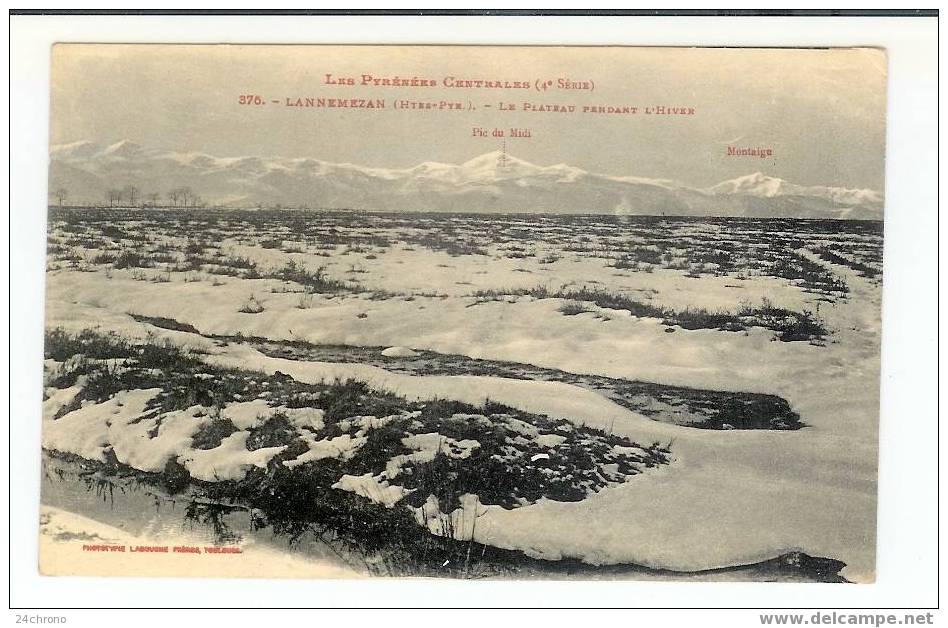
[6,10,940,618]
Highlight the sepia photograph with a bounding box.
[36,43,889,584]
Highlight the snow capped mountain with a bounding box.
[706,172,884,208]
[48,141,883,220]
[98,139,149,159]
[706,172,790,197]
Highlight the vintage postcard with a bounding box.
[41,44,886,582]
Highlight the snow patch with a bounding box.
[283,434,366,468]
[220,398,276,430]
[43,388,160,462]
[381,346,419,358]
[182,431,286,481]
[332,473,409,507]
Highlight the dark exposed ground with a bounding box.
[201,331,804,431]
[42,454,849,582]
[125,311,804,431]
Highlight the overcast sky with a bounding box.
[51,44,887,190]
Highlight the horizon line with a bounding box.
[45,204,886,223]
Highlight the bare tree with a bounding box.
[106,188,122,208]
[180,186,194,208]
[169,187,194,208]
[122,184,140,207]
[146,192,161,208]
[53,187,68,208]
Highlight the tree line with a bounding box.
[50,186,206,208]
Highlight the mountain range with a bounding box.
[49,140,884,220]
